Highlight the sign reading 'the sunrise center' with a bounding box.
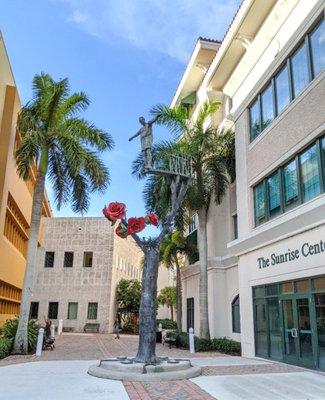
[257,239,325,269]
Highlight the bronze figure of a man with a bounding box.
[129,116,158,171]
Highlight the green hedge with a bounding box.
[166,331,241,355]
[156,319,177,330]
[0,337,12,359]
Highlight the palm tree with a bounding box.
[160,230,198,332]
[152,101,235,339]
[157,286,176,321]
[13,73,113,354]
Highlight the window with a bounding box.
[67,302,78,320]
[87,302,98,319]
[63,252,74,268]
[253,135,325,226]
[290,42,310,98]
[283,159,299,209]
[300,144,321,202]
[44,252,55,268]
[249,98,261,141]
[233,214,238,240]
[83,252,93,268]
[275,65,290,114]
[254,182,266,226]
[232,295,241,333]
[249,16,324,142]
[48,302,58,319]
[309,19,325,77]
[261,83,274,130]
[29,302,39,319]
[186,298,194,332]
[267,172,281,217]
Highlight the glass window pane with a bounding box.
[48,302,58,319]
[322,137,325,174]
[253,287,265,298]
[83,252,93,268]
[267,173,281,218]
[275,65,290,114]
[267,298,282,360]
[314,277,325,291]
[44,252,55,268]
[87,302,98,319]
[68,302,78,320]
[281,282,293,293]
[254,182,266,225]
[254,299,268,357]
[291,42,310,97]
[310,19,325,77]
[266,284,279,296]
[261,83,274,129]
[250,98,261,140]
[315,294,325,369]
[232,296,240,333]
[283,159,299,209]
[295,279,310,293]
[300,144,321,202]
[64,252,74,268]
[29,302,39,319]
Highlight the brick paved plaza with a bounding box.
[1,333,325,400]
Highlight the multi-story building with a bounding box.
[0,32,51,325]
[30,217,143,333]
[172,0,325,371]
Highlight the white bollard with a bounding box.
[58,319,63,335]
[189,327,195,354]
[158,323,162,332]
[36,328,44,357]
[50,323,55,338]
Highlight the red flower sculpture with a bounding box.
[103,202,126,222]
[127,217,146,234]
[116,223,128,238]
[145,212,159,226]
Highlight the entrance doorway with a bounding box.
[282,295,316,368]
[253,276,325,370]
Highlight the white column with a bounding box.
[189,327,195,354]
[58,319,63,335]
[36,328,44,357]
[50,323,55,338]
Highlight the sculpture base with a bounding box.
[88,357,201,381]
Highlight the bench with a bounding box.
[84,323,100,333]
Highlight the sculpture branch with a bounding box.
[121,218,146,252]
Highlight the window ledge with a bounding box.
[228,193,325,256]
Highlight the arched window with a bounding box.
[232,295,241,333]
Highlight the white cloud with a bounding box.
[59,0,240,63]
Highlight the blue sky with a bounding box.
[1,0,240,229]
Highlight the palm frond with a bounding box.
[150,104,188,136]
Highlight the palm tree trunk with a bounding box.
[174,258,182,333]
[197,207,210,339]
[13,171,46,354]
[135,245,160,363]
[170,305,174,321]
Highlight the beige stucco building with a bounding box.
[30,217,142,333]
[172,0,325,371]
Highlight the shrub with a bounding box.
[212,337,241,355]
[165,331,241,355]
[0,317,39,353]
[156,319,177,330]
[0,337,12,359]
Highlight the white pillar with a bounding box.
[50,323,55,338]
[36,328,44,357]
[58,319,63,335]
[189,327,195,354]
[158,323,162,332]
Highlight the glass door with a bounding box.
[281,295,316,368]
